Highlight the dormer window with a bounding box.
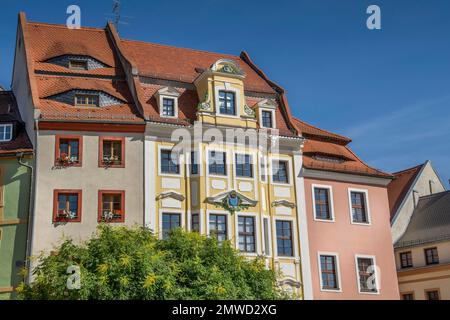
[0,124,13,142]
[162,98,175,117]
[69,59,88,70]
[258,99,277,129]
[219,91,236,115]
[75,93,99,107]
[262,110,274,128]
[156,87,180,118]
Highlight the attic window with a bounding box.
[75,94,99,107]
[69,60,88,70]
[313,155,345,164]
[0,124,13,142]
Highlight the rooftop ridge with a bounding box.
[393,162,427,176]
[27,21,106,32]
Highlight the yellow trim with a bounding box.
[397,263,450,276]
[0,287,15,293]
[398,274,450,285]
[0,219,28,226]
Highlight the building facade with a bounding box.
[388,162,449,300]
[0,91,33,299]
[8,12,406,299]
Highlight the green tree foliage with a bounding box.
[19,225,286,300]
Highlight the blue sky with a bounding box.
[1,0,449,185]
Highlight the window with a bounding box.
[98,191,125,223]
[160,149,180,175]
[53,190,82,223]
[276,220,293,257]
[260,156,267,182]
[209,214,227,244]
[272,160,289,184]
[350,191,369,224]
[191,213,200,233]
[69,60,88,70]
[263,218,270,256]
[319,255,339,291]
[425,247,439,265]
[162,213,181,239]
[190,151,199,175]
[425,290,440,300]
[208,151,226,176]
[314,187,332,221]
[162,98,175,117]
[55,135,82,166]
[400,251,413,268]
[0,124,13,142]
[401,293,414,300]
[235,154,253,178]
[238,216,256,253]
[75,94,99,107]
[261,110,274,128]
[356,256,378,293]
[99,137,124,168]
[218,91,236,115]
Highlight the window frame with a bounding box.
[355,254,379,295]
[270,158,292,185]
[190,212,200,233]
[69,59,88,70]
[424,247,439,265]
[275,219,294,258]
[317,252,342,292]
[218,90,236,116]
[98,190,125,223]
[234,153,254,179]
[98,136,125,168]
[156,87,180,119]
[400,251,413,269]
[74,93,100,107]
[236,213,258,254]
[52,189,82,223]
[401,292,415,300]
[312,184,335,222]
[259,155,268,183]
[207,211,231,244]
[158,146,182,177]
[207,150,227,177]
[54,135,83,167]
[425,288,441,300]
[162,97,176,117]
[348,188,371,225]
[0,123,13,142]
[259,108,276,129]
[161,212,182,239]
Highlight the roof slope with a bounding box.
[395,191,450,248]
[0,91,33,155]
[387,163,425,219]
[295,118,391,178]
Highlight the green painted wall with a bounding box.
[0,156,32,300]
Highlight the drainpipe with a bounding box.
[16,152,34,285]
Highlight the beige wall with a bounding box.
[391,162,445,243]
[31,130,144,256]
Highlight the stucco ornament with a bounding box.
[197,92,212,111]
[243,104,256,118]
[206,190,257,214]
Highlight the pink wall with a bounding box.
[304,178,399,300]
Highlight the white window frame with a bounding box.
[206,148,229,178]
[0,124,13,142]
[234,151,255,181]
[206,210,232,242]
[354,254,380,295]
[235,212,260,256]
[187,210,202,234]
[259,108,276,129]
[269,157,293,186]
[214,83,241,119]
[348,188,371,226]
[273,216,298,260]
[158,145,183,177]
[156,87,180,119]
[317,251,342,293]
[312,184,335,223]
[158,209,184,240]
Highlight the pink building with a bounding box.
[295,119,400,300]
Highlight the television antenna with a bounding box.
[112,0,121,31]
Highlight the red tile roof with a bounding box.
[294,118,351,145]
[387,163,425,219]
[0,91,33,155]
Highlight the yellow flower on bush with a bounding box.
[119,276,129,287]
[215,286,226,295]
[143,274,157,289]
[97,263,109,274]
[16,282,26,294]
[120,255,131,268]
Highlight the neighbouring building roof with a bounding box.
[387,163,425,219]
[294,118,392,178]
[0,91,33,155]
[395,191,450,248]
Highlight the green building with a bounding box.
[0,91,33,300]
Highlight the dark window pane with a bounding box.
[162,98,175,117]
[218,91,236,115]
[314,188,331,220]
[160,150,180,174]
[238,216,256,253]
[261,110,273,128]
[276,220,293,257]
[209,214,227,243]
[272,161,289,183]
[351,192,368,223]
[208,151,227,175]
[162,213,181,239]
[235,154,253,178]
